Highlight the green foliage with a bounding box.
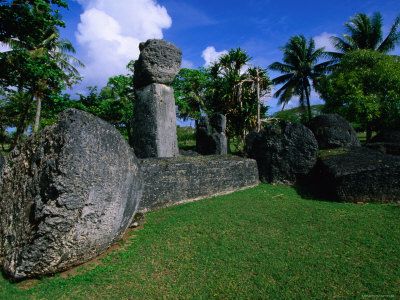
[1,184,399,298]
[76,69,135,139]
[173,68,211,121]
[207,49,271,143]
[269,35,332,121]
[274,105,324,123]
[0,0,82,145]
[317,50,400,133]
[173,49,271,150]
[176,126,196,150]
[331,12,400,57]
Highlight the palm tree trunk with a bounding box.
[257,80,261,132]
[12,95,32,148]
[305,85,312,121]
[33,94,42,133]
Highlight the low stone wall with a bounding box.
[138,155,259,211]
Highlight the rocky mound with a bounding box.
[308,114,360,149]
[246,120,318,184]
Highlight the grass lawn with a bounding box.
[1,184,399,299]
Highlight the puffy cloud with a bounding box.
[0,42,11,53]
[314,32,336,52]
[201,46,228,67]
[75,0,172,87]
[181,59,194,69]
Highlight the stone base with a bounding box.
[138,155,259,211]
[310,147,400,203]
[132,83,179,158]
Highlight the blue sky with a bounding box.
[59,0,400,113]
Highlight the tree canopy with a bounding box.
[317,50,400,140]
[269,35,331,121]
[0,0,82,146]
[331,12,400,57]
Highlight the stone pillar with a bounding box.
[196,114,228,155]
[210,114,228,155]
[131,39,182,158]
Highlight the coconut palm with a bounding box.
[246,67,271,131]
[29,33,83,132]
[269,35,331,121]
[331,12,400,57]
[3,32,83,132]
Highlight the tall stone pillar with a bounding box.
[131,39,181,158]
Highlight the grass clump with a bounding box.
[0,184,399,299]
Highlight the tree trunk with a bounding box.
[305,88,312,122]
[12,96,32,148]
[33,94,42,133]
[257,80,261,132]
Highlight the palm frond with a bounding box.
[378,15,400,52]
[268,62,294,73]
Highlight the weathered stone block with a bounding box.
[0,155,4,175]
[134,39,182,89]
[132,83,179,158]
[246,120,318,184]
[308,114,360,149]
[138,155,259,211]
[0,109,143,280]
[210,114,226,133]
[196,115,227,155]
[311,147,400,203]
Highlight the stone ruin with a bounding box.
[196,114,228,155]
[3,37,398,281]
[131,39,181,158]
[0,39,259,280]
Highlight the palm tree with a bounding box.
[331,12,400,57]
[3,32,83,133]
[269,35,331,121]
[246,67,271,131]
[30,33,83,132]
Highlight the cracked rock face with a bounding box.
[0,109,143,280]
[246,120,318,184]
[308,114,360,149]
[134,39,182,89]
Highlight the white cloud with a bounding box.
[75,0,172,87]
[0,42,11,53]
[181,59,194,69]
[201,46,228,67]
[314,32,336,52]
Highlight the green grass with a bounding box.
[177,126,196,150]
[1,184,399,299]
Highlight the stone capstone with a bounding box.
[310,147,400,203]
[138,155,259,211]
[245,120,318,184]
[132,83,179,158]
[0,109,143,280]
[196,115,227,155]
[134,39,182,89]
[308,114,360,149]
